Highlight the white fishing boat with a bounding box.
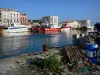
[3,23,31,33]
[61,24,71,32]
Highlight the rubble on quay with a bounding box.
[24,46,100,75]
[63,46,99,72]
[0,46,100,75]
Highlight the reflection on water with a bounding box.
[0,30,87,59]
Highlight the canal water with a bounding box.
[0,30,83,59]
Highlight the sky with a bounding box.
[0,0,100,24]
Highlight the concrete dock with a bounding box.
[0,55,37,75]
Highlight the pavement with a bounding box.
[0,55,37,75]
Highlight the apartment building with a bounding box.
[20,12,28,25]
[0,8,21,27]
[41,16,58,28]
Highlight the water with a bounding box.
[0,30,82,59]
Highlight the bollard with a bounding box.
[79,37,87,49]
[77,34,80,38]
[72,34,80,46]
[43,44,49,52]
[80,33,85,37]
[80,34,82,37]
[82,34,85,37]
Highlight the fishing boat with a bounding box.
[3,23,31,33]
[32,24,61,34]
[61,24,71,32]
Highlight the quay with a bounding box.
[0,44,100,75]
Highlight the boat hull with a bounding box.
[32,27,61,34]
[61,28,70,32]
[3,28,29,33]
[45,28,61,34]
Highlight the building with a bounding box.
[63,20,91,28]
[32,20,40,26]
[41,16,58,28]
[28,20,33,25]
[86,20,91,27]
[77,20,91,27]
[28,20,40,26]
[68,21,80,28]
[0,8,21,27]
[20,12,28,25]
[62,20,80,28]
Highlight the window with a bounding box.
[10,20,12,22]
[24,22,26,24]
[14,19,16,22]
[11,24,14,27]
[54,19,57,23]
[21,17,22,19]
[17,20,19,22]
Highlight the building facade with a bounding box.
[28,20,40,26]
[86,20,91,26]
[32,20,40,26]
[0,8,21,27]
[63,20,91,28]
[68,21,80,28]
[41,16,58,28]
[20,13,28,25]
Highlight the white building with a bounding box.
[63,20,91,28]
[68,21,80,28]
[42,16,58,28]
[86,20,91,26]
[0,8,20,27]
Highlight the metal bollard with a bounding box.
[43,44,49,52]
[72,34,80,46]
